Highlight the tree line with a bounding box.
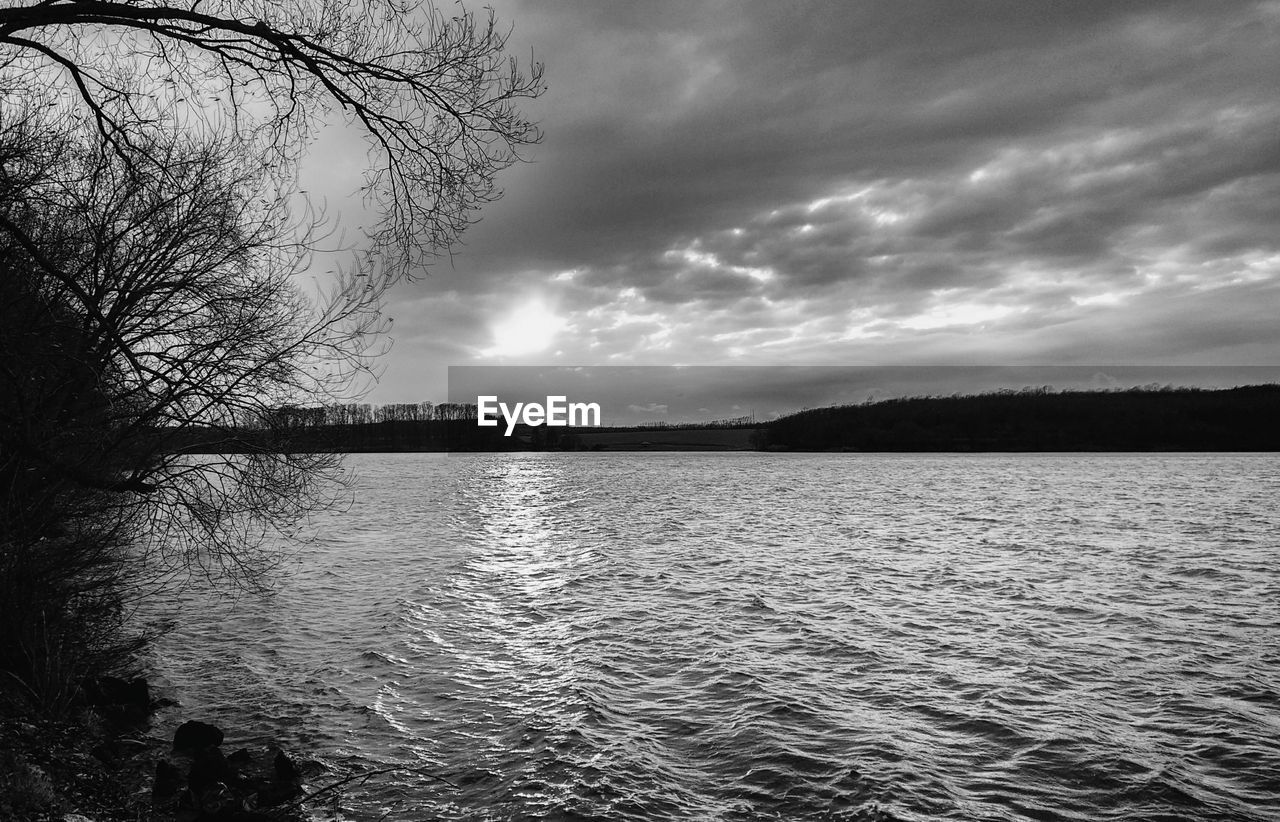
[754,385,1280,451]
[175,401,492,452]
[168,404,762,452]
[172,389,1280,454]
[272,401,481,427]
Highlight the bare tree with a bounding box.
[0,0,543,582]
[0,0,540,716]
[0,0,544,282]
[0,114,357,590]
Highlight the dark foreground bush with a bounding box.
[0,525,150,719]
[0,714,153,821]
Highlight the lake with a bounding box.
[146,453,1280,821]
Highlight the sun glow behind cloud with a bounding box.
[483,298,566,358]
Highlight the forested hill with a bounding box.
[755,385,1280,451]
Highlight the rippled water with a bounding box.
[146,453,1280,821]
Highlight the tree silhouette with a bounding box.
[2,119,348,591]
[0,2,542,705]
[0,0,544,280]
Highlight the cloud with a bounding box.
[363,0,1280,402]
[627,402,669,416]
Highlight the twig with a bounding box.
[271,765,457,818]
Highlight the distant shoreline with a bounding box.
[171,384,1280,453]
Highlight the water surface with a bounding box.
[148,453,1280,821]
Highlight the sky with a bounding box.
[334,1,1280,410]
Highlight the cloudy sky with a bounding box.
[347,1,1280,407]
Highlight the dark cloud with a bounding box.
[470,0,1278,270]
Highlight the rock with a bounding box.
[62,815,96,822]
[254,750,302,807]
[174,719,224,750]
[188,746,232,793]
[272,749,300,782]
[255,778,302,808]
[153,759,183,798]
[226,747,253,769]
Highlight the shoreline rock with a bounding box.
[1,675,316,822]
[155,719,306,821]
[173,720,224,751]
